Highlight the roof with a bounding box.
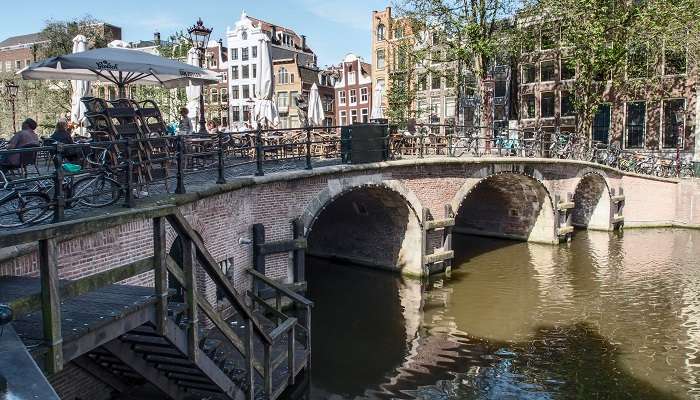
[0,32,45,49]
[247,15,314,55]
[270,46,315,67]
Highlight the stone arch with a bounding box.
[572,171,612,230]
[304,179,424,275]
[451,171,558,244]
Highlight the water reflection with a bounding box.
[304,229,700,399]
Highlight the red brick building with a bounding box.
[333,53,372,125]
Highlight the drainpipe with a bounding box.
[694,84,700,175]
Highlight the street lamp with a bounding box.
[674,106,686,177]
[4,81,19,132]
[187,18,212,134]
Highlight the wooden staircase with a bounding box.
[0,206,312,400]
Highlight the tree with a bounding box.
[394,0,520,131]
[518,0,700,135]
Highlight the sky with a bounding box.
[0,0,390,66]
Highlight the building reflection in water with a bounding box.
[302,229,700,400]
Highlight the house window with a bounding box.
[664,44,686,75]
[241,47,249,61]
[349,89,357,105]
[242,65,249,79]
[625,101,646,148]
[251,46,257,58]
[338,91,346,105]
[561,91,575,116]
[540,61,557,81]
[523,94,536,119]
[231,86,239,99]
[277,92,289,108]
[278,67,289,84]
[431,73,441,90]
[232,66,239,80]
[522,64,536,83]
[232,106,240,122]
[541,92,555,118]
[593,104,611,144]
[243,106,251,123]
[350,109,358,123]
[203,89,209,104]
[220,88,228,103]
[445,74,455,88]
[210,89,218,103]
[376,49,385,69]
[419,73,428,91]
[25,59,31,67]
[231,48,238,60]
[627,43,648,78]
[561,59,575,80]
[494,72,507,98]
[5,61,11,71]
[347,66,355,85]
[15,60,21,70]
[252,64,257,78]
[360,87,369,103]
[376,24,386,41]
[445,98,456,118]
[242,85,250,99]
[393,26,404,39]
[340,110,347,126]
[541,26,558,49]
[361,108,369,122]
[663,99,685,148]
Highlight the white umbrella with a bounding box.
[253,37,279,128]
[371,82,384,120]
[185,48,201,131]
[70,35,91,131]
[307,83,324,127]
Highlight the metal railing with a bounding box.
[0,123,694,229]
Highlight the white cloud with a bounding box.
[300,0,370,31]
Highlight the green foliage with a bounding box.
[40,15,116,59]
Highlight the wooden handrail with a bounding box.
[166,211,273,344]
[269,317,297,341]
[246,269,314,307]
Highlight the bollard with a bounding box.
[217,133,226,184]
[123,138,135,208]
[255,128,264,176]
[305,127,312,170]
[176,135,186,194]
[52,143,65,223]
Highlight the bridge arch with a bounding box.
[303,180,424,275]
[572,171,612,230]
[451,172,558,244]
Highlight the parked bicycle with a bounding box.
[0,171,52,228]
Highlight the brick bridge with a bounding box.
[0,157,698,399]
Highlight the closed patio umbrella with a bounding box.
[307,83,325,127]
[371,82,384,120]
[19,47,220,96]
[253,37,279,128]
[70,35,91,132]
[185,48,201,130]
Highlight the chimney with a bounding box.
[218,38,223,48]
[301,35,307,51]
[271,25,277,43]
[154,31,161,45]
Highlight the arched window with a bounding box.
[376,24,386,41]
[278,67,289,84]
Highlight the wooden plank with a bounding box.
[263,343,272,398]
[181,235,198,363]
[245,319,255,400]
[0,205,175,249]
[424,218,455,230]
[166,211,272,344]
[39,238,63,374]
[287,324,295,386]
[423,250,454,265]
[10,258,154,315]
[153,217,168,336]
[269,317,297,340]
[74,355,130,394]
[252,223,266,296]
[246,269,314,307]
[257,238,307,255]
[248,291,287,322]
[557,201,576,211]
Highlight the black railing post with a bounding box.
[123,138,135,208]
[217,133,226,184]
[305,126,312,170]
[176,135,186,194]
[255,127,264,176]
[419,130,425,159]
[447,124,454,157]
[52,143,65,223]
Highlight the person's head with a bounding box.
[179,107,189,117]
[21,118,37,131]
[206,120,215,130]
[55,118,68,132]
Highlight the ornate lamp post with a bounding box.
[4,81,19,132]
[188,18,212,134]
[674,106,686,177]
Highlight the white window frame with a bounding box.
[360,87,369,103]
[340,110,347,126]
[361,108,369,122]
[338,90,346,106]
[350,109,358,123]
[349,89,357,105]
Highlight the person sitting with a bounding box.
[49,118,74,145]
[177,107,193,135]
[0,118,40,170]
[206,120,218,135]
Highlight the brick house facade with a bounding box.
[334,53,372,125]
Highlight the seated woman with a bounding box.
[45,118,83,162]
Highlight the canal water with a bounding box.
[305,229,700,399]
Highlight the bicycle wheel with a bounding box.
[72,175,122,208]
[0,192,51,228]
